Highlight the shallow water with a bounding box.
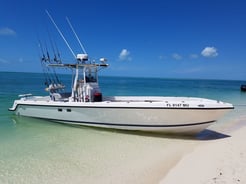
[1,72,246,183]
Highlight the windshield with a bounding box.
[85,67,97,83]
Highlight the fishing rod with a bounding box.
[47,29,59,63]
[44,41,56,84]
[38,39,52,86]
[38,50,49,87]
[47,29,63,85]
[54,41,62,64]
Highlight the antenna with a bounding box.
[66,17,87,54]
[45,10,76,59]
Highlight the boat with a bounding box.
[8,12,234,135]
[241,84,246,92]
[9,52,234,134]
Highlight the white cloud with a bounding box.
[172,53,182,60]
[0,27,16,36]
[119,49,131,61]
[201,47,218,57]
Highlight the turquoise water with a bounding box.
[1,72,246,183]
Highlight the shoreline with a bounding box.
[159,121,246,184]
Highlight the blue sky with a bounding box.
[0,0,245,80]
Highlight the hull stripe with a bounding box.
[37,117,215,128]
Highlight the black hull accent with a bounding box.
[36,117,215,128]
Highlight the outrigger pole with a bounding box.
[45,10,77,59]
[66,17,87,55]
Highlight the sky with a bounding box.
[0,0,246,80]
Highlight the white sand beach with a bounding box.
[159,123,246,184]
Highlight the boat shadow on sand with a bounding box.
[98,128,231,141]
[11,116,230,141]
[195,129,230,140]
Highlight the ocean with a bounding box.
[1,72,246,184]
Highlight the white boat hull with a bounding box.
[9,96,233,134]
